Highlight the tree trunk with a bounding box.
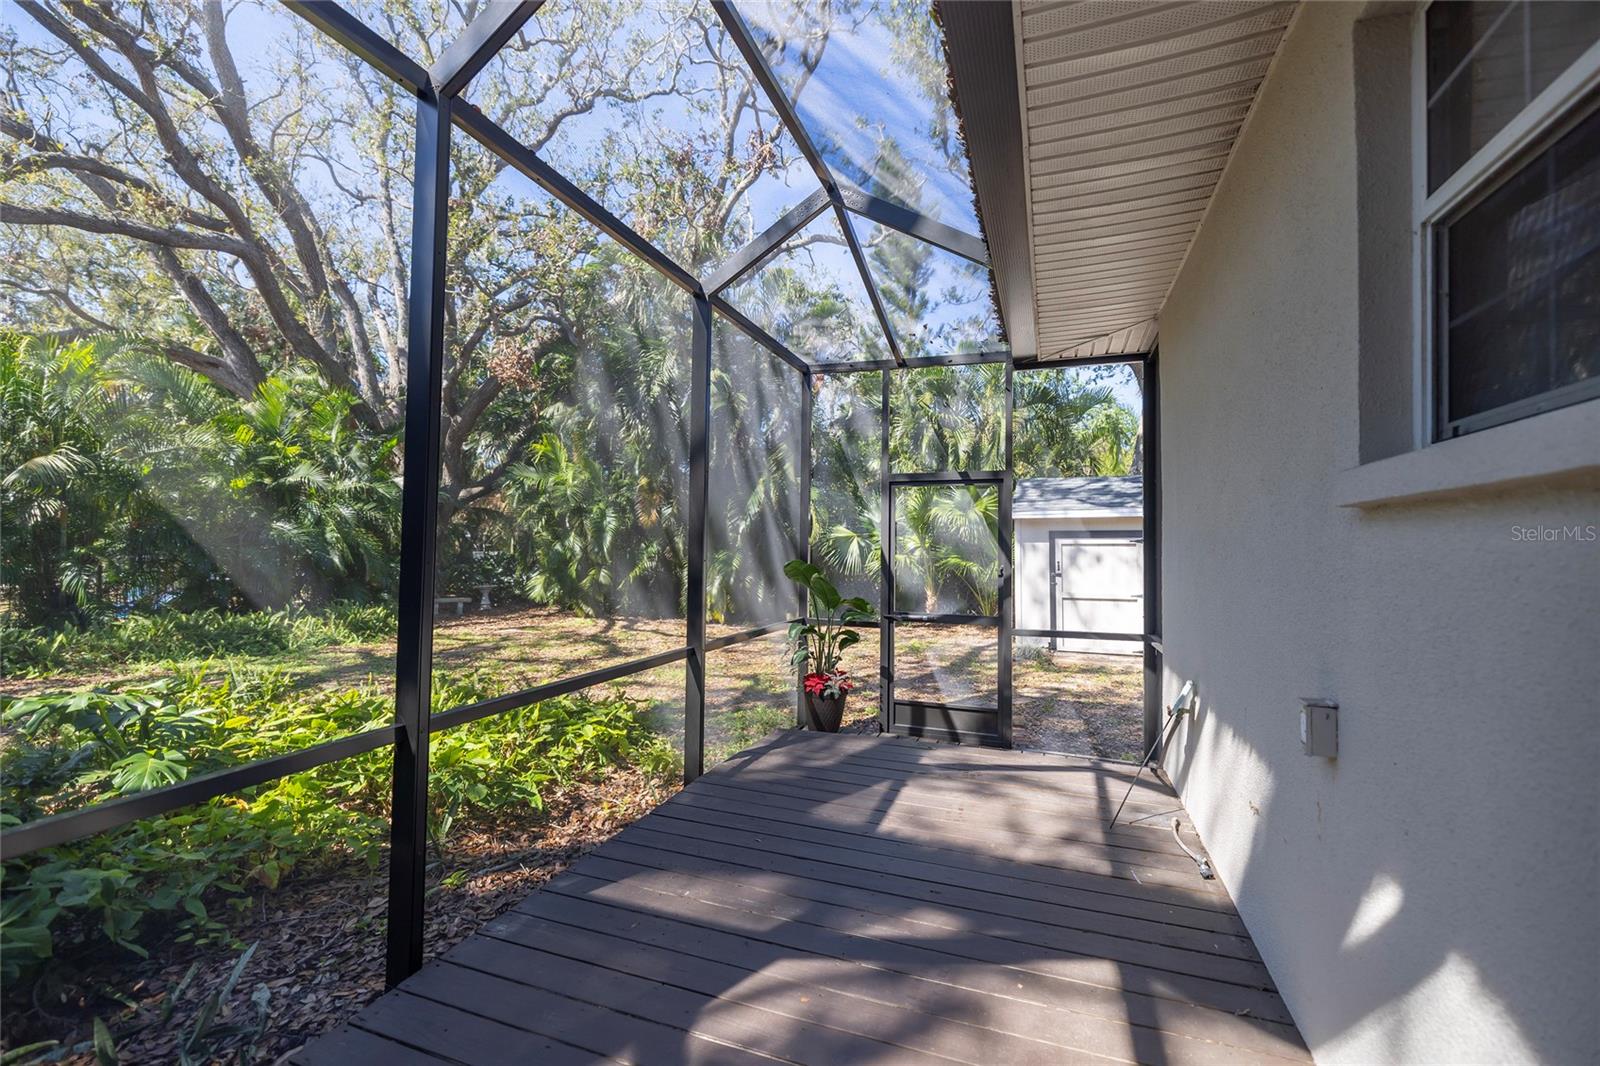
[1129,362,1146,476]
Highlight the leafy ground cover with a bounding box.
[0,606,1139,1062]
[0,606,396,684]
[0,638,682,1063]
[3,763,675,1065]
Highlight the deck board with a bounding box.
[296,731,1308,1065]
[604,822,1269,980]
[681,779,1229,899]
[634,805,1253,943]
[645,794,1244,925]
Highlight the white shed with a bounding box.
[1013,477,1143,655]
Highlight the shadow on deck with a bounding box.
[295,731,1307,1064]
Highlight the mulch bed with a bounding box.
[1,767,678,1065]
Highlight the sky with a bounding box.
[6,0,1014,371]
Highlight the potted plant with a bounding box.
[784,559,874,732]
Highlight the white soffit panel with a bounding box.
[1018,0,1297,359]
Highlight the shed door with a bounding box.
[1053,533,1142,653]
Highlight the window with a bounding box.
[1418,1,1600,438]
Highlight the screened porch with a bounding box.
[0,1,1302,1063]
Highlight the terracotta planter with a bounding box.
[802,691,846,733]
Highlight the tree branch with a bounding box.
[456,422,542,507]
[0,201,251,254]
[198,0,340,356]
[0,115,232,234]
[46,0,374,420]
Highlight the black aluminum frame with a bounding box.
[868,360,1016,747]
[1143,349,1164,756]
[386,79,451,982]
[795,368,814,728]
[0,0,1164,994]
[685,295,713,785]
[1007,353,1161,755]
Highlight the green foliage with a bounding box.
[784,559,874,678]
[1,335,402,629]
[489,255,693,621]
[1013,367,1141,477]
[1,603,396,679]
[892,483,1001,616]
[0,334,130,628]
[809,363,1141,604]
[507,431,680,617]
[0,670,675,987]
[92,1016,117,1066]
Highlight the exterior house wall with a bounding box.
[1155,4,1600,1064]
[1015,514,1143,655]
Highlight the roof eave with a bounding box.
[935,0,1037,359]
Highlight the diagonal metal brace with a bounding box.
[1107,679,1197,832]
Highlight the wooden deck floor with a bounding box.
[297,731,1308,1065]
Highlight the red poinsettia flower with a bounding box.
[804,671,855,697]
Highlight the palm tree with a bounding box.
[1012,369,1138,477]
[806,359,1140,614]
[892,483,999,615]
[0,335,125,626]
[809,373,883,601]
[107,362,403,610]
[222,377,402,603]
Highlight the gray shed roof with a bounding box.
[1014,476,1143,519]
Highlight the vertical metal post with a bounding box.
[796,368,813,728]
[878,369,893,732]
[998,358,1015,747]
[685,294,712,781]
[386,88,450,988]
[1142,349,1163,755]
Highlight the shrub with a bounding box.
[0,603,399,679]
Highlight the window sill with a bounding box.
[1335,400,1600,508]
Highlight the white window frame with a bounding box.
[1410,5,1600,446]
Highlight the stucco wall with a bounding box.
[1155,4,1600,1064]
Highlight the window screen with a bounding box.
[1426,1,1600,191]
[891,483,1000,617]
[1424,0,1600,435]
[1436,100,1600,431]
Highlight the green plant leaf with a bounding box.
[92,1017,118,1066]
[1,1041,60,1065]
[160,962,201,1025]
[781,559,821,586]
[217,941,257,1007]
[806,574,841,612]
[109,750,190,793]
